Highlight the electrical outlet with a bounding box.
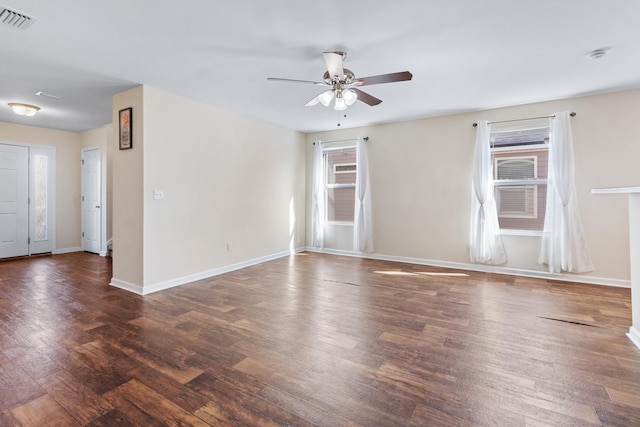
[153,190,164,200]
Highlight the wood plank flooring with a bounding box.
[0,252,639,426]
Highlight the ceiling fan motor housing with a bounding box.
[324,69,355,86]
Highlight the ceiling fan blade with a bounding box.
[323,52,344,79]
[267,77,326,85]
[353,71,413,86]
[305,95,321,106]
[352,88,382,106]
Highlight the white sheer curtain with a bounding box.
[354,137,373,253]
[539,111,593,273]
[311,142,325,248]
[470,120,506,265]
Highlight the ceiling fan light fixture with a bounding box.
[318,90,334,106]
[8,102,40,116]
[334,96,347,111]
[343,89,357,106]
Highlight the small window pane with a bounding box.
[335,164,356,173]
[496,158,535,180]
[496,186,536,217]
[326,187,355,222]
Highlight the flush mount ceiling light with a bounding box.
[8,103,40,116]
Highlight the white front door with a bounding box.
[82,148,101,254]
[0,145,29,258]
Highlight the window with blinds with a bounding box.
[491,124,549,231]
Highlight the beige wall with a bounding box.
[305,89,640,284]
[112,86,145,286]
[112,85,306,293]
[0,121,82,251]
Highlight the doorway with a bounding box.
[0,143,56,259]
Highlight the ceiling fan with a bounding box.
[267,51,413,111]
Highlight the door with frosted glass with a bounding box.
[0,144,29,258]
[29,147,55,255]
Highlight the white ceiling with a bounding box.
[2,0,640,133]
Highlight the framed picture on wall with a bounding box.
[119,107,132,150]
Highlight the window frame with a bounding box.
[323,145,357,224]
[490,127,550,234]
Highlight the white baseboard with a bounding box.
[109,245,629,295]
[628,326,640,350]
[53,247,81,254]
[111,247,306,295]
[304,246,631,288]
[109,278,144,295]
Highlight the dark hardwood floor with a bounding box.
[0,252,638,426]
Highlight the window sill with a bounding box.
[326,221,354,226]
[500,229,542,237]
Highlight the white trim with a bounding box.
[109,278,144,295]
[0,140,59,150]
[627,326,640,350]
[112,247,306,295]
[304,246,631,288]
[592,186,640,195]
[326,183,356,189]
[500,229,542,237]
[326,221,354,226]
[53,247,81,254]
[322,144,357,152]
[108,246,630,294]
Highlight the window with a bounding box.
[491,125,549,231]
[324,146,357,223]
[33,154,48,241]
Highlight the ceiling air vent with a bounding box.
[0,5,35,30]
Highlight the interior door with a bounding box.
[0,145,29,258]
[82,148,101,254]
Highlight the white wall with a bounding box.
[112,85,306,293]
[305,89,640,285]
[0,121,81,252]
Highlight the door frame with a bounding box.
[81,146,107,255]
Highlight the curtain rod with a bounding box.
[472,112,576,127]
[313,137,368,145]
